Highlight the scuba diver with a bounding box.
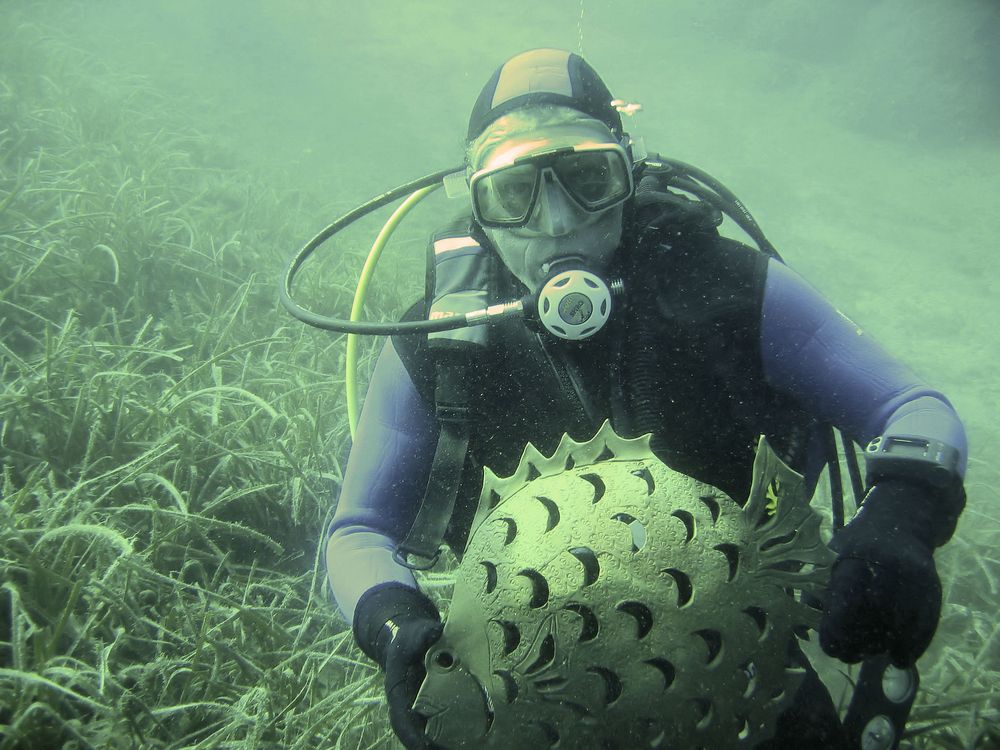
[306,49,968,749]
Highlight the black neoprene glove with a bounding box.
[353,582,443,750]
[820,478,964,667]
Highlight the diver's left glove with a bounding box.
[820,478,964,667]
[353,582,444,750]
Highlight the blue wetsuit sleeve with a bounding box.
[760,258,967,477]
[325,339,438,623]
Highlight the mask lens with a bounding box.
[553,149,631,209]
[473,163,538,225]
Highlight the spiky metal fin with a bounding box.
[744,436,835,628]
[743,435,809,527]
[468,421,653,547]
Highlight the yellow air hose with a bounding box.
[347,184,440,441]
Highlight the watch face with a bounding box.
[861,715,896,750]
[881,664,916,703]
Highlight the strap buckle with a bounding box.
[392,545,441,571]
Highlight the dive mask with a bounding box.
[470,142,633,228]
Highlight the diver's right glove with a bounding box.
[353,582,443,750]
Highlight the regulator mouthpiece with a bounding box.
[536,269,614,340]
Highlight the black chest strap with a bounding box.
[393,355,473,570]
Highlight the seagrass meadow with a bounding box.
[0,19,418,750]
[1,5,999,750]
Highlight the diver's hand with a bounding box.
[820,479,948,667]
[353,582,443,749]
[383,615,443,749]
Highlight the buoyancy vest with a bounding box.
[393,201,818,558]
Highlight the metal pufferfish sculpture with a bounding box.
[413,421,833,749]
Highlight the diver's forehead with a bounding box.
[475,119,618,172]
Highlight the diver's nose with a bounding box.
[532,170,576,236]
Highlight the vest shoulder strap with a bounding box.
[393,225,493,568]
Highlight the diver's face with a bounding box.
[471,118,627,293]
